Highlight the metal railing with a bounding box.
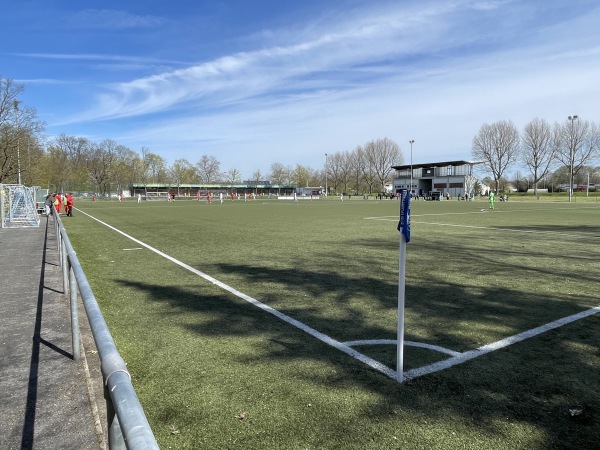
[52,208,159,450]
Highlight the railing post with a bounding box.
[0,183,4,228]
[61,234,68,294]
[106,389,127,450]
[69,262,81,361]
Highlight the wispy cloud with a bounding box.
[75,1,488,121]
[63,9,163,30]
[25,0,599,173]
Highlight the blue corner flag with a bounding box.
[397,189,410,243]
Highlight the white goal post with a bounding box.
[145,192,170,200]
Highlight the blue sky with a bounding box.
[2,0,599,178]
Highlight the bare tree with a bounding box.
[554,117,600,201]
[291,164,310,187]
[521,118,555,195]
[251,169,263,183]
[464,175,477,197]
[196,155,221,183]
[111,144,138,195]
[472,120,520,193]
[361,142,377,193]
[49,134,91,191]
[169,159,196,194]
[364,137,402,193]
[268,162,288,185]
[348,146,365,194]
[225,168,241,185]
[85,139,118,194]
[326,152,346,193]
[141,149,168,184]
[0,77,45,183]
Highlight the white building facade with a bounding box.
[392,160,482,200]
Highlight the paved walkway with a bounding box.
[0,215,105,450]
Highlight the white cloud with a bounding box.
[64,9,163,29]
[41,0,600,175]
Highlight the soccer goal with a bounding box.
[0,184,40,228]
[145,192,170,201]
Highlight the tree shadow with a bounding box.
[114,248,599,447]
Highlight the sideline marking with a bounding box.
[412,221,600,239]
[404,306,600,380]
[76,209,396,379]
[365,205,600,221]
[344,339,462,357]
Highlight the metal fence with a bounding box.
[52,208,159,450]
[0,184,40,228]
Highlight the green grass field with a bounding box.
[64,196,600,449]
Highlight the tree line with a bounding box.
[1,77,402,195]
[472,118,600,195]
[4,75,598,196]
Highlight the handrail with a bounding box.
[52,208,159,450]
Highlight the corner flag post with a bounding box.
[397,189,411,383]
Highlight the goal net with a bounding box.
[145,192,170,200]
[0,184,40,228]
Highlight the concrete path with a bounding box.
[0,216,105,450]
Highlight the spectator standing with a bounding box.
[65,193,74,216]
[55,193,63,214]
[44,194,54,216]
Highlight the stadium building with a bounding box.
[392,160,483,200]
[128,182,296,199]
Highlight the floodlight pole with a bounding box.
[14,100,22,185]
[567,115,578,202]
[325,153,328,197]
[409,140,414,197]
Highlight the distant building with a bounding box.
[295,186,324,196]
[392,160,483,199]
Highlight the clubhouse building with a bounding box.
[392,160,483,200]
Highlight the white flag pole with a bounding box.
[397,230,407,383]
[396,189,410,383]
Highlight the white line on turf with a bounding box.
[411,221,600,239]
[404,305,600,380]
[364,216,600,239]
[343,339,462,357]
[365,205,600,221]
[76,209,396,379]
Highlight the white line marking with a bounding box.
[404,305,600,380]
[123,248,143,251]
[365,205,600,221]
[344,339,462,357]
[76,209,396,378]
[412,221,600,239]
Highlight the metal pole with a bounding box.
[396,189,410,383]
[325,153,328,197]
[567,115,578,202]
[409,140,414,197]
[61,232,68,294]
[13,101,22,185]
[69,263,81,361]
[0,184,4,228]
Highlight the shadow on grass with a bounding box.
[115,248,599,448]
